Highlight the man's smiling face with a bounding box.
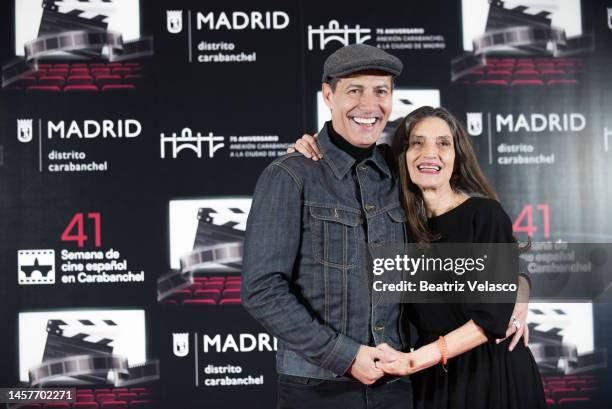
[322,71,393,147]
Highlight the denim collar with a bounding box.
[317,124,392,180]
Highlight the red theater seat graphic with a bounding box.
[102,85,136,92]
[96,75,123,87]
[39,76,66,87]
[223,288,240,296]
[194,288,221,301]
[5,62,144,92]
[92,68,111,76]
[183,298,217,305]
[551,387,578,401]
[96,393,116,402]
[26,85,61,92]
[74,403,100,409]
[557,397,590,408]
[129,401,153,408]
[511,79,544,86]
[457,57,583,87]
[204,282,224,290]
[542,374,600,407]
[476,79,508,86]
[162,275,242,306]
[548,79,577,85]
[67,76,94,85]
[116,393,138,402]
[65,85,99,92]
[47,68,69,77]
[59,386,157,409]
[100,402,128,409]
[220,298,241,305]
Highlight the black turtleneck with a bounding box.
[326,121,375,162]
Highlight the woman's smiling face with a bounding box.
[405,116,455,191]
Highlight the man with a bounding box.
[242,44,413,409]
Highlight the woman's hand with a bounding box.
[496,302,529,351]
[496,275,530,351]
[376,342,441,376]
[286,133,322,160]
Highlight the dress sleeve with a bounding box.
[463,199,516,339]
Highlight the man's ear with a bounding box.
[322,82,334,110]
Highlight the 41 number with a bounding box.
[61,212,102,247]
[512,204,550,239]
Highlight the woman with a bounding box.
[291,106,546,409]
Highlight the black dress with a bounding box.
[408,197,547,409]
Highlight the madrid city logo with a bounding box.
[173,333,190,357]
[466,113,483,136]
[167,10,183,34]
[17,119,34,143]
[18,249,55,285]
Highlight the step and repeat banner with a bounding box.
[1,0,612,408]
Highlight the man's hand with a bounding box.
[348,345,396,385]
[374,343,416,376]
[287,133,322,160]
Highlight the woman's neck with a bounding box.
[421,186,466,218]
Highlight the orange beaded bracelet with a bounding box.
[437,336,448,372]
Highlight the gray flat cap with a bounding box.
[322,43,403,83]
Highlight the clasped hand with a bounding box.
[349,343,427,385]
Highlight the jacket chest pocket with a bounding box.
[385,206,408,242]
[308,205,362,268]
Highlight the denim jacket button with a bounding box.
[358,165,368,171]
[365,204,376,211]
[374,325,385,332]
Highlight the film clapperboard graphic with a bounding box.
[527,304,607,375]
[158,199,250,302]
[452,0,594,82]
[2,0,153,89]
[21,312,159,387]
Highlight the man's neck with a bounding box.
[327,122,375,162]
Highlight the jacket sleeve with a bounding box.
[241,162,360,376]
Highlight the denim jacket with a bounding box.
[242,125,411,380]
